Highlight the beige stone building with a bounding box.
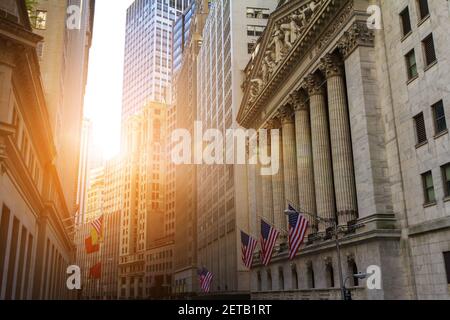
[118,102,174,299]
[237,0,450,300]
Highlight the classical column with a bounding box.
[279,104,299,211]
[260,130,274,224]
[305,74,336,232]
[290,91,317,233]
[320,53,357,226]
[269,119,286,233]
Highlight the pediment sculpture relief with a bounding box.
[247,0,323,107]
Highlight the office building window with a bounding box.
[400,7,412,36]
[442,163,450,198]
[432,100,447,135]
[247,25,265,37]
[246,8,270,19]
[422,171,436,204]
[417,0,430,20]
[422,34,437,67]
[405,50,418,80]
[414,112,427,144]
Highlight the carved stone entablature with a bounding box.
[319,53,344,79]
[338,21,375,59]
[305,74,324,97]
[237,0,353,129]
[289,90,309,111]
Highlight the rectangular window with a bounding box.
[400,7,412,36]
[422,171,436,204]
[422,34,437,67]
[444,252,450,284]
[417,0,430,20]
[405,50,418,80]
[442,163,450,198]
[414,112,427,144]
[432,100,447,135]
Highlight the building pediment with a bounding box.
[238,0,367,128]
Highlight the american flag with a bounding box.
[91,215,103,237]
[197,268,213,293]
[288,204,309,260]
[260,220,279,266]
[241,231,258,269]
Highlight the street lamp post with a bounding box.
[285,205,346,300]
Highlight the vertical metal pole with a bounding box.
[334,220,345,300]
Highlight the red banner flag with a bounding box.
[89,262,102,279]
[85,236,99,254]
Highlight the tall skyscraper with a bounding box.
[196,0,277,294]
[171,0,210,297]
[121,0,192,123]
[118,102,173,299]
[76,118,93,225]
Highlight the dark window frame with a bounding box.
[417,0,430,21]
[400,7,412,36]
[431,100,447,135]
[422,33,437,67]
[414,112,427,145]
[405,49,418,80]
[421,171,436,204]
[442,163,450,198]
[444,252,450,284]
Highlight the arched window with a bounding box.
[267,269,272,291]
[278,267,285,291]
[326,262,335,288]
[348,259,359,287]
[307,262,315,289]
[291,265,299,290]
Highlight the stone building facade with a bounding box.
[0,0,81,300]
[237,0,450,300]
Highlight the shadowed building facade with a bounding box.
[237,0,450,300]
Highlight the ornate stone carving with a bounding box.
[319,53,343,78]
[305,74,324,97]
[289,90,309,111]
[338,21,375,59]
[278,104,295,124]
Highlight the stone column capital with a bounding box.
[278,104,295,125]
[319,53,343,79]
[337,21,375,59]
[304,74,324,97]
[265,118,282,130]
[289,91,309,112]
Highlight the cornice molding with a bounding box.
[337,20,375,58]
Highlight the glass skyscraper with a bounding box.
[122,0,191,123]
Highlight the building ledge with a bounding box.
[408,216,450,236]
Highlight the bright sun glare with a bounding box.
[83,0,135,160]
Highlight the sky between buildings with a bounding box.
[83,0,135,160]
